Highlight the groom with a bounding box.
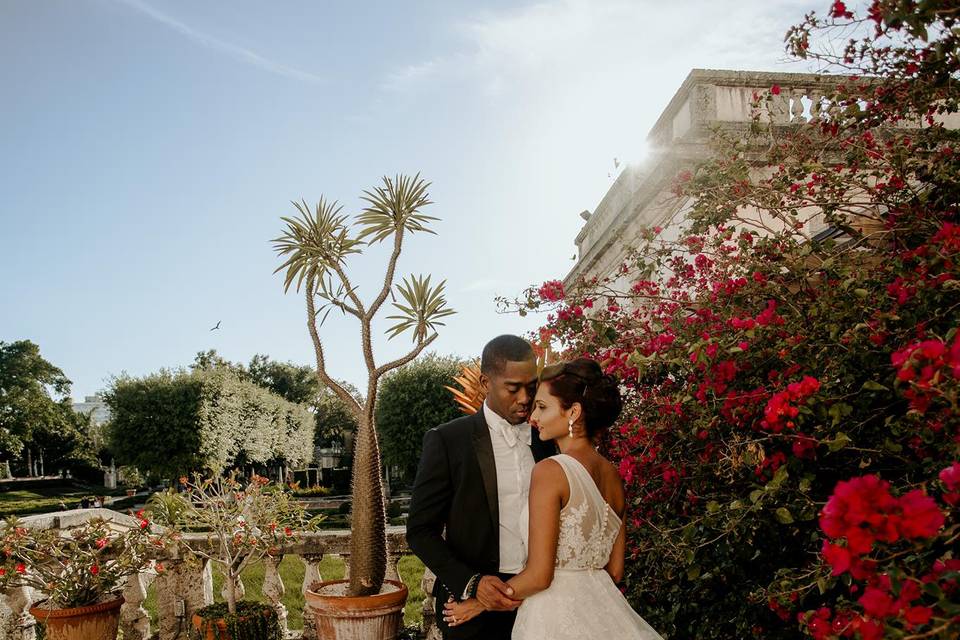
[407,335,556,639]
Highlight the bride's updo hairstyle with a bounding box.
[539,358,622,439]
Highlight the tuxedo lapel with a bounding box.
[471,411,500,533]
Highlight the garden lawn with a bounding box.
[0,485,127,517]
[144,554,426,630]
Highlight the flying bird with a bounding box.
[210,321,221,331]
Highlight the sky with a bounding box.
[1,0,816,400]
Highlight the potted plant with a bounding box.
[150,473,315,640]
[0,512,158,640]
[272,174,454,638]
[120,467,144,497]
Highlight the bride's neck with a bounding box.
[557,436,593,455]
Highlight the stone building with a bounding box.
[564,68,960,289]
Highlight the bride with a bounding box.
[443,358,664,639]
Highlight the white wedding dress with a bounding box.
[512,454,664,640]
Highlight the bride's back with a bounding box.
[552,453,623,570]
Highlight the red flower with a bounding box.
[15,563,25,574]
[904,605,933,626]
[90,564,99,575]
[940,462,960,490]
[896,489,944,538]
[821,541,852,575]
[830,1,853,19]
[771,85,781,96]
[858,586,895,618]
[95,538,107,549]
[537,280,565,303]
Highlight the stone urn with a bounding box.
[29,596,123,640]
[305,579,408,640]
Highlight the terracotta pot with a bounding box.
[305,579,408,640]
[29,596,123,640]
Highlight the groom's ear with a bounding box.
[479,372,490,394]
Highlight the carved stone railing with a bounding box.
[646,68,862,148]
[0,509,438,640]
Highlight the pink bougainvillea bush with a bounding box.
[505,2,960,637]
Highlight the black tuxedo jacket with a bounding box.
[406,410,556,631]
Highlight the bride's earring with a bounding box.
[568,419,574,439]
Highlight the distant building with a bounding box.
[72,394,111,449]
[72,394,111,425]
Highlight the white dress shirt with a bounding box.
[483,401,536,574]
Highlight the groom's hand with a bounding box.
[476,575,522,611]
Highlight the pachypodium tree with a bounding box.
[272,174,454,597]
[507,2,959,638]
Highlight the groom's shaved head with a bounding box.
[481,335,535,376]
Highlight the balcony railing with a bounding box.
[0,508,442,640]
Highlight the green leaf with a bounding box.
[861,380,889,392]
[356,173,437,244]
[775,507,794,524]
[827,432,852,452]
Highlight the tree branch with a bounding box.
[374,332,438,379]
[305,278,363,418]
[328,262,377,375]
[367,228,404,321]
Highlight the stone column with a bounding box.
[386,551,402,583]
[0,586,36,640]
[262,556,288,635]
[153,559,212,640]
[119,571,154,640]
[300,554,324,640]
[421,568,440,640]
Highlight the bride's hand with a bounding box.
[443,597,485,627]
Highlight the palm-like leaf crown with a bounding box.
[445,362,485,415]
[386,274,455,342]
[271,198,361,293]
[357,173,437,243]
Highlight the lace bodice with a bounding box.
[548,454,622,570]
[513,455,665,639]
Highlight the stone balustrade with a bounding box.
[0,509,440,640]
[646,68,861,148]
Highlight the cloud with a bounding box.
[382,0,811,95]
[460,277,510,293]
[113,0,324,84]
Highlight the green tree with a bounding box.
[376,353,464,485]
[273,174,455,597]
[315,382,361,449]
[29,401,98,476]
[104,371,206,479]
[0,340,71,461]
[247,354,319,405]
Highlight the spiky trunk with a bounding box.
[347,396,387,597]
